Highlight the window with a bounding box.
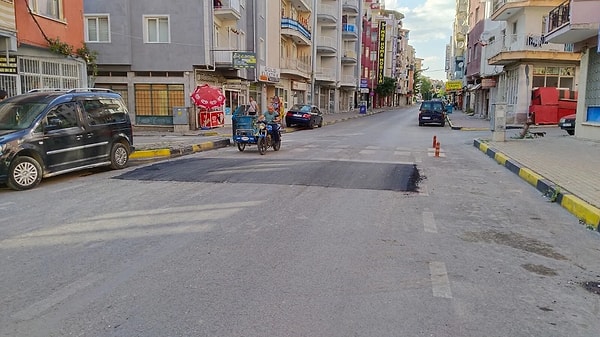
[85,15,110,42]
[135,84,184,116]
[45,103,79,130]
[83,98,128,125]
[28,0,62,20]
[144,16,170,43]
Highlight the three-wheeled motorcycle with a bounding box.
[232,108,281,155]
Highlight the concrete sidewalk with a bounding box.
[448,110,600,230]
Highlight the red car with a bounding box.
[558,113,575,135]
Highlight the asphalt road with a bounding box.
[1,107,599,336]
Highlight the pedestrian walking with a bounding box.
[247,96,258,116]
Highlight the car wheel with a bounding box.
[419,122,423,126]
[237,142,246,151]
[440,121,446,127]
[309,119,315,129]
[7,156,43,191]
[110,142,130,169]
[567,130,574,136]
[318,118,323,127]
[285,120,292,128]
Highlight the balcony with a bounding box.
[340,74,357,87]
[315,67,336,83]
[491,0,556,21]
[545,0,600,44]
[288,0,312,12]
[280,57,311,79]
[214,0,241,21]
[341,49,357,64]
[485,33,579,65]
[342,0,359,14]
[213,50,234,67]
[281,18,312,45]
[316,36,337,54]
[342,24,358,40]
[317,4,337,24]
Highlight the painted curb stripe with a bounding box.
[131,139,230,160]
[494,152,508,165]
[130,149,171,159]
[473,139,600,230]
[560,194,600,230]
[519,167,544,188]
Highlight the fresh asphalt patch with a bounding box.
[115,157,421,192]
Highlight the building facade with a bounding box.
[1,0,87,97]
[544,0,600,141]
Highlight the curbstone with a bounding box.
[473,138,600,231]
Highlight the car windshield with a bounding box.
[291,104,311,113]
[0,101,47,130]
[421,102,443,112]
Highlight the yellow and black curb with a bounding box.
[473,139,600,231]
[130,139,231,161]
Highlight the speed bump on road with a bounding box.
[473,139,600,231]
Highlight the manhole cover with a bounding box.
[581,281,600,295]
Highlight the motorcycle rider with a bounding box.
[258,105,281,142]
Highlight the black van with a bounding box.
[0,88,134,190]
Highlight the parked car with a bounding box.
[558,113,576,135]
[0,88,134,190]
[418,100,446,126]
[285,104,323,129]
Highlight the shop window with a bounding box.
[135,84,184,116]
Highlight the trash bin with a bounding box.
[359,100,367,114]
[445,104,453,114]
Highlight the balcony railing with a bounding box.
[485,33,570,59]
[492,0,520,13]
[281,57,311,75]
[213,50,234,64]
[547,1,570,33]
[281,17,312,41]
[316,67,335,81]
[318,4,337,22]
[317,36,337,51]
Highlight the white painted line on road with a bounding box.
[358,149,376,155]
[11,272,102,320]
[394,151,411,156]
[423,211,437,233]
[429,261,453,299]
[427,152,446,157]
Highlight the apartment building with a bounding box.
[465,0,505,118]
[486,0,580,124]
[83,0,413,129]
[0,0,87,96]
[544,0,600,141]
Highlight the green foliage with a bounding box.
[419,76,433,100]
[48,37,73,56]
[47,38,98,77]
[76,44,98,76]
[374,76,397,98]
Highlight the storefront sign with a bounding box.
[445,80,462,92]
[360,78,368,88]
[292,81,307,91]
[377,21,386,85]
[481,78,496,88]
[233,52,256,69]
[259,65,280,83]
[0,55,17,74]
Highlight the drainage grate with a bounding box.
[581,281,600,295]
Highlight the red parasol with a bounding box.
[191,84,226,109]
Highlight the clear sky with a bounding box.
[384,0,455,81]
